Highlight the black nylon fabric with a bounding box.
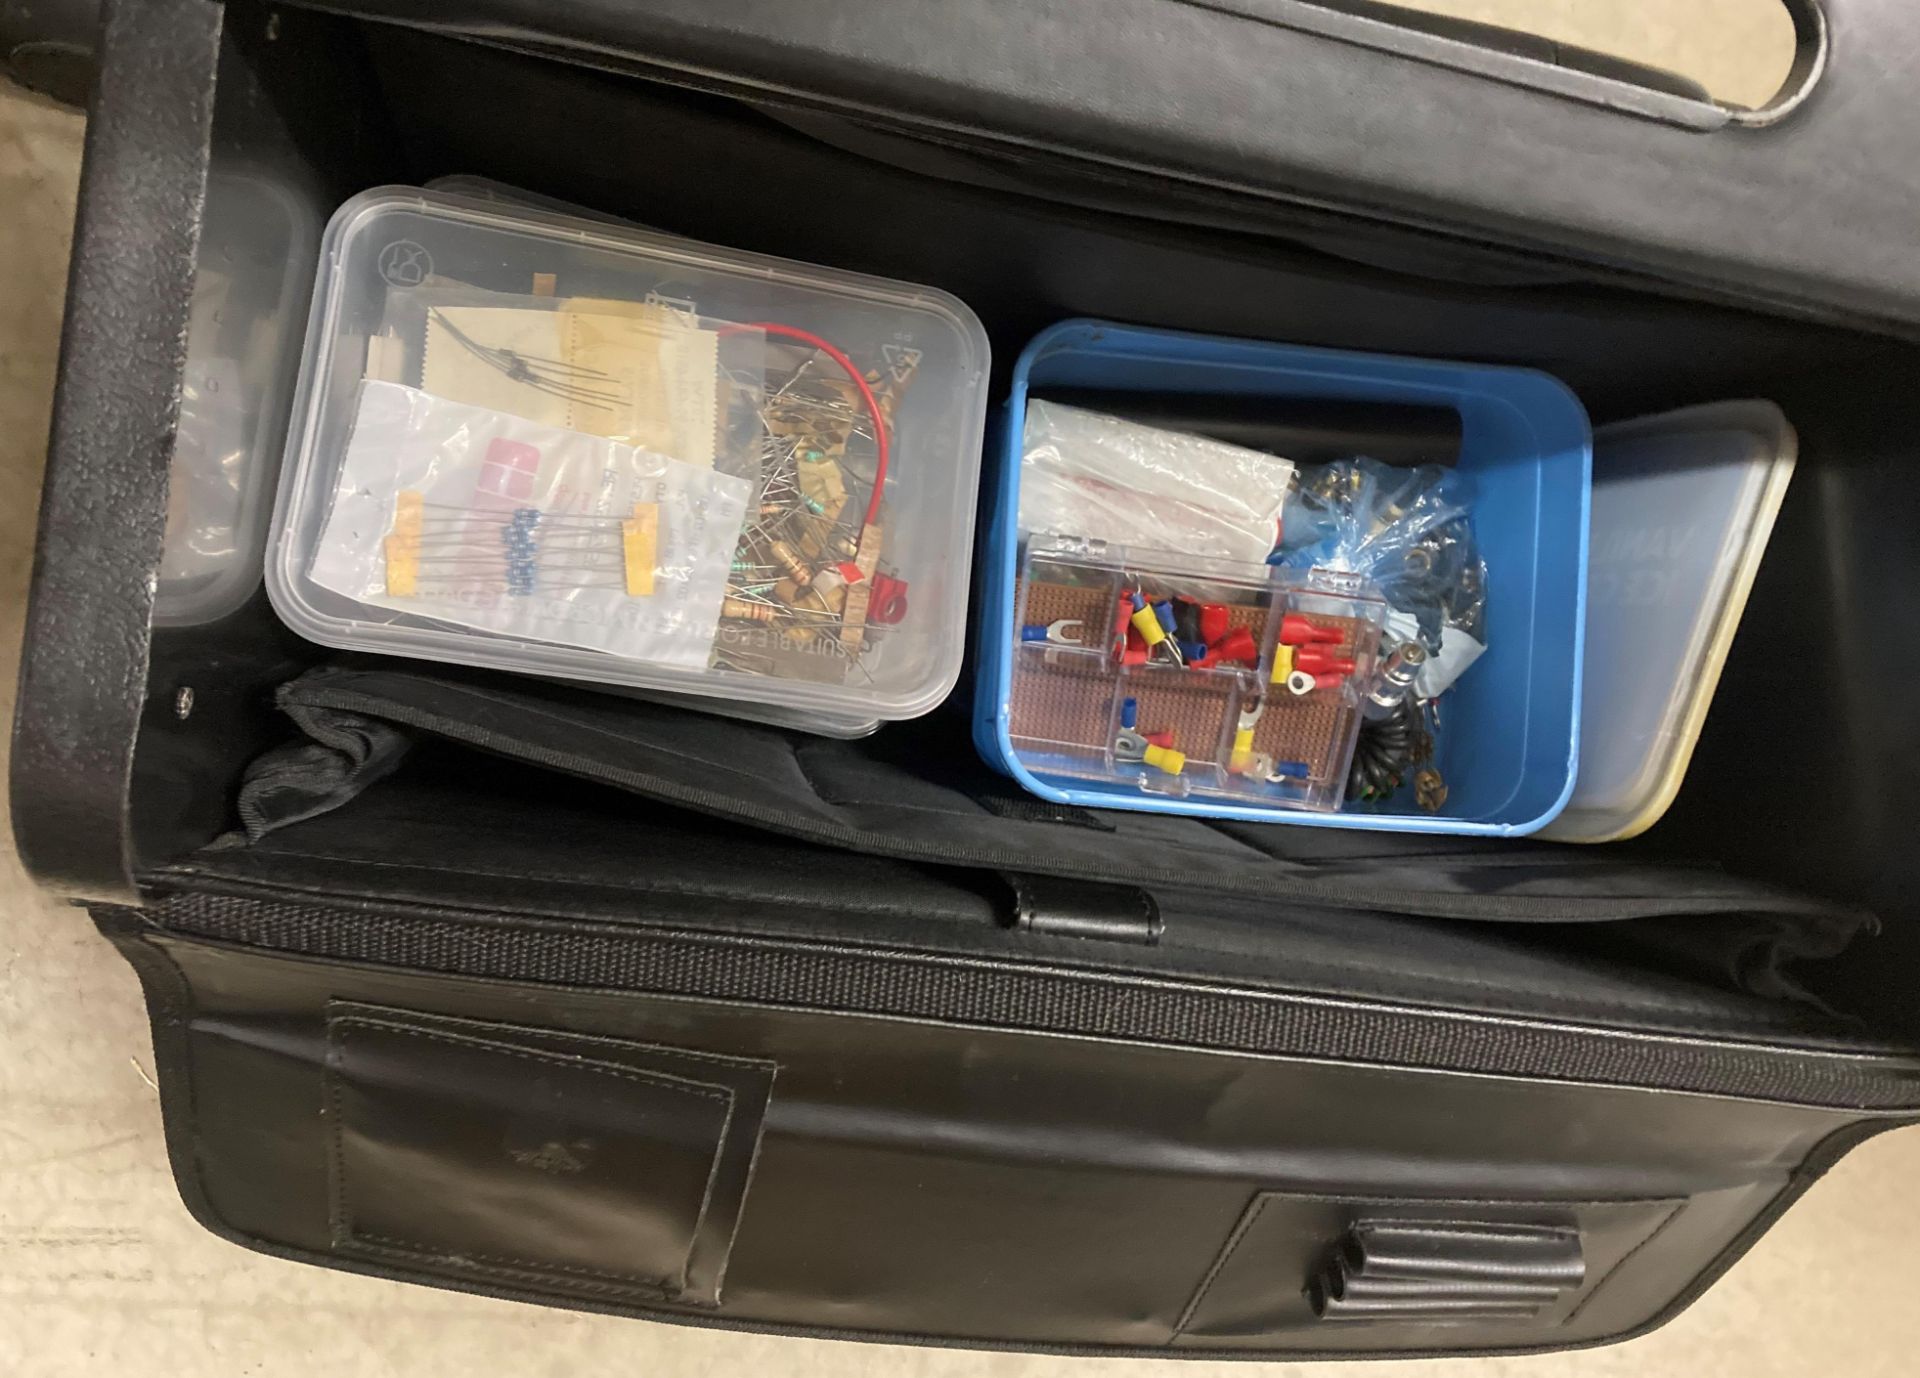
[237,702,412,842]
[244,664,1878,1005]
[165,759,1862,1039]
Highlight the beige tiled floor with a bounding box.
[5,32,1918,1376]
[1389,0,1796,108]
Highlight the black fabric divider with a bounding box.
[174,758,1856,1039]
[248,663,1877,1002]
[264,665,1860,919]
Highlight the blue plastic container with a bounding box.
[973,320,1592,835]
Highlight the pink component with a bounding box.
[476,438,541,508]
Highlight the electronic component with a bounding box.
[1005,538,1387,813]
[1022,619,1088,646]
[715,328,920,685]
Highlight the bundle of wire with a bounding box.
[1347,698,1432,805]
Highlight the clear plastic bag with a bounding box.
[1278,458,1488,696]
[1020,400,1291,564]
[374,284,769,492]
[307,381,750,666]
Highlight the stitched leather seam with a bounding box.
[329,1001,776,1079]
[1562,1200,1688,1326]
[343,1234,681,1299]
[1174,1192,1274,1336]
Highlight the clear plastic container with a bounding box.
[157,168,319,625]
[266,187,990,723]
[999,536,1388,814]
[424,179,879,739]
[423,175,647,229]
[1543,401,1797,843]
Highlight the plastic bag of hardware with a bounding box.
[1277,457,1487,696]
[1020,400,1291,564]
[308,381,750,665]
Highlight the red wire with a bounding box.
[717,321,891,529]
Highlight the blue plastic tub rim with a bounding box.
[971,318,1592,836]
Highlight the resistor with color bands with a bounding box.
[722,598,780,622]
[768,540,813,586]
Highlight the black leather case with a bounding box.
[16,0,1920,1357]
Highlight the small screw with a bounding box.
[174,687,194,720]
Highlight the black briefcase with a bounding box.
[17,0,1920,1357]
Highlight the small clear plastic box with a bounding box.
[266,187,989,724]
[157,169,319,626]
[1003,537,1387,813]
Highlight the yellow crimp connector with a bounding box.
[1143,743,1185,775]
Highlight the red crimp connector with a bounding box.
[1211,626,1259,665]
[1279,614,1342,646]
[1293,645,1356,674]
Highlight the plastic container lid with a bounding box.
[267,187,989,722]
[1544,401,1796,843]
